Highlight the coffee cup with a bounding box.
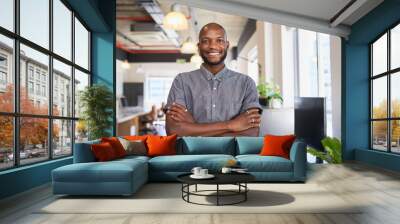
[191,167,202,176]
[200,169,208,176]
[221,167,232,173]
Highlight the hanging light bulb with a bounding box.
[122,59,130,69]
[180,38,197,54]
[163,4,188,31]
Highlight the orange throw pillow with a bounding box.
[146,135,177,157]
[260,135,296,159]
[101,137,126,158]
[124,135,148,142]
[91,142,117,162]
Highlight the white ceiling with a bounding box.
[116,0,384,52]
[226,0,352,22]
[223,0,383,26]
[116,0,247,52]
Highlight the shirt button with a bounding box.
[213,104,216,108]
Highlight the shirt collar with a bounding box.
[200,64,229,81]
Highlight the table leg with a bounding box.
[187,184,190,202]
[217,184,219,206]
[245,183,247,201]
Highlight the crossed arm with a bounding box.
[165,103,261,137]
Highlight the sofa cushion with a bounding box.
[180,137,235,155]
[91,142,118,161]
[52,158,147,183]
[260,135,296,159]
[147,135,177,157]
[101,137,127,158]
[236,155,293,172]
[236,137,264,155]
[118,138,147,156]
[149,154,235,172]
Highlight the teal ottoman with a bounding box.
[52,156,148,196]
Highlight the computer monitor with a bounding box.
[294,97,326,163]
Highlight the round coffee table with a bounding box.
[177,173,255,206]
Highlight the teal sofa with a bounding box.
[52,137,306,196]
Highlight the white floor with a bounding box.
[1,163,400,224]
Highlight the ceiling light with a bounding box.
[180,38,197,54]
[122,60,130,69]
[163,4,188,31]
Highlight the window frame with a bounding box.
[0,0,92,171]
[370,21,400,154]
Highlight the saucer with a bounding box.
[190,174,215,179]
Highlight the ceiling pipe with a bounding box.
[330,0,368,27]
[138,0,181,47]
[117,16,154,22]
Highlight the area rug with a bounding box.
[37,183,362,214]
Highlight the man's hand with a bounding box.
[227,108,261,132]
[166,102,195,123]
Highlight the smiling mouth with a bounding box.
[207,52,221,56]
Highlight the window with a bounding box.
[28,81,34,94]
[145,77,173,111]
[20,0,49,49]
[28,67,34,80]
[370,23,400,153]
[0,116,13,170]
[0,54,7,88]
[282,27,333,136]
[42,85,46,97]
[74,69,89,119]
[53,59,72,117]
[53,119,72,158]
[0,71,6,85]
[0,54,7,67]
[36,84,40,95]
[75,17,89,70]
[0,35,13,112]
[53,0,72,60]
[0,0,14,32]
[247,47,259,84]
[35,70,41,81]
[0,0,91,170]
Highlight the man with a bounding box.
[165,23,261,137]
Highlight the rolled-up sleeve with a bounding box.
[240,77,262,113]
[166,74,187,109]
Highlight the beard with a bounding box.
[200,49,228,66]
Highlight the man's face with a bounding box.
[198,27,229,66]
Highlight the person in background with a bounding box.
[165,23,261,137]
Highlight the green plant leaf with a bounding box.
[79,84,114,140]
[321,137,342,164]
[307,146,331,163]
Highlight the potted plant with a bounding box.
[307,137,342,164]
[79,84,114,140]
[256,82,283,108]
